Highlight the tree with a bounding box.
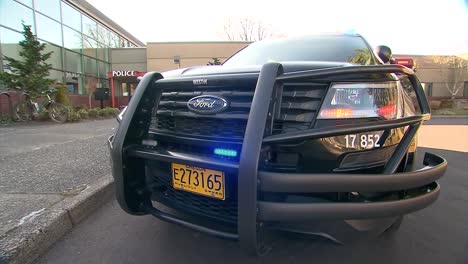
[207,58,222,66]
[0,23,53,96]
[223,17,273,41]
[430,55,468,99]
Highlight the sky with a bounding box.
[87,0,468,55]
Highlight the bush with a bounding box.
[74,104,89,111]
[430,100,441,110]
[433,109,456,115]
[104,107,120,117]
[97,108,107,117]
[37,108,50,121]
[67,110,81,122]
[0,114,13,124]
[440,99,455,109]
[77,109,89,119]
[54,82,71,106]
[88,108,99,117]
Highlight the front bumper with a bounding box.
[109,65,446,254]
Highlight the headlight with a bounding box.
[318,82,399,120]
[116,106,127,123]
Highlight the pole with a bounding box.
[110,77,115,108]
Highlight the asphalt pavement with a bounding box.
[37,145,468,263]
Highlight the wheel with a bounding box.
[14,100,34,121]
[48,102,68,123]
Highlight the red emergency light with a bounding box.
[394,58,414,69]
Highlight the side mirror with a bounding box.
[375,45,392,63]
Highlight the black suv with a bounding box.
[109,34,446,254]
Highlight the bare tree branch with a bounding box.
[430,55,468,99]
[223,17,272,41]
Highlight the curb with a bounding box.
[0,176,114,264]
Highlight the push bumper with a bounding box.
[109,64,446,255]
[257,153,445,221]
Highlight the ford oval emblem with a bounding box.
[187,95,229,114]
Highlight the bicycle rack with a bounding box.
[0,91,15,122]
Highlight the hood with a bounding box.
[161,61,354,79]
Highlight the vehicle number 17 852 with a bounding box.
[344,134,381,149]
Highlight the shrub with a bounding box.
[77,109,89,119]
[74,104,89,111]
[97,108,107,117]
[433,109,455,115]
[104,107,120,117]
[88,108,99,117]
[440,99,455,109]
[37,108,50,121]
[0,114,12,124]
[429,100,441,110]
[54,82,71,106]
[67,110,81,122]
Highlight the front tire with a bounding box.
[48,102,68,123]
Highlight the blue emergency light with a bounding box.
[214,148,238,157]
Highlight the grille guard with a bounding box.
[110,64,446,255]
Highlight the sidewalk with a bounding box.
[0,119,116,264]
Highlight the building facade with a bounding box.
[394,55,468,98]
[146,41,250,72]
[0,0,144,107]
[108,42,249,108]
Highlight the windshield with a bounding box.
[223,35,375,66]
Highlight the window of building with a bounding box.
[34,0,61,21]
[63,26,82,52]
[464,81,468,97]
[64,49,81,73]
[97,61,109,79]
[421,82,433,97]
[96,25,109,46]
[48,69,64,83]
[65,71,83,94]
[43,42,62,70]
[61,1,81,32]
[83,56,97,76]
[98,78,109,89]
[36,13,62,46]
[0,27,23,61]
[82,36,97,58]
[108,31,119,48]
[82,15,97,38]
[84,75,97,95]
[0,1,35,32]
[97,42,109,62]
[16,0,33,7]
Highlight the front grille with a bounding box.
[272,82,328,134]
[149,79,257,140]
[149,79,329,139]
[154,115,247,139]
[145,161,238,224]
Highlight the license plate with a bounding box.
[171,163,225,200]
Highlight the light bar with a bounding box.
[214,148,238,157]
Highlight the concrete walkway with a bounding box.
[0,119,116,263]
